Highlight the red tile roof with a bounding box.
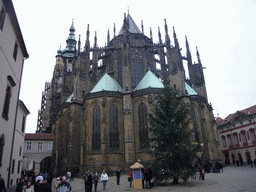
[215,117,223,125]
[25,133,53,140]
[217,104,256,126]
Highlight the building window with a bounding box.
[241,131,247,143]
[17,160,21,174]
[191,108,199,142]
[109,103,119,150]
[21,116,26,133]
[19,147,22,156]
[48,141,53,150]
[221,136,227,147]
[0,134,5,167]
[227,135,232,146]
[92,105,101,151]
[138,102,148,149]
[233,133,239,145]
[11,159,15,174]
[250,129,256,141]
[2,86,12,120]
[37,141,43,150]
[26,141,32,150]
[0,6,6,31]
[13,42,18,61]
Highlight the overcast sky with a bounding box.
[12,0,256,133]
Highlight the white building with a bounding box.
[9,100,29,187]
[0,0,28,188]
[23,133,53,175]
[217,104,256,166]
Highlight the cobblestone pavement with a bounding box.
[53,166,256,192]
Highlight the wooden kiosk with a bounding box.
[130,162,144,189]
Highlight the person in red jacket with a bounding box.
[129,170,133,187]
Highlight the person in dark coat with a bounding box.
[34,180,42,192]
[144,169,150,188]
[15,178,25,192]
[115,168,122,185]
[92,171,99,192]
[0,174,6,192]
[40,177,51,192]
[88,172,93,192]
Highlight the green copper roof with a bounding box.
[90,73,122,93]
[134,70,164,91]
[118,13,142,35]
[185,82,198,95]
[66,93,74,103]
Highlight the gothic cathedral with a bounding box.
[37,13,220,176]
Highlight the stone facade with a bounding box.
[38,13,220,176]
[217,105,256,166]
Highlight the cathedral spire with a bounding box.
[114,23,116,37]
[66,20,76,51]
[141,20,144,34]
[150,27,153,42]
[164,19,170,49]
[84,24,90,58]
[94,31,97,48]
[173,26,179,48]
[196,46,201,64]
[85,24,90,48]
[107,29,110,45]
[78,35,81,55]
[158,27,162,44]
[186,36,192,67]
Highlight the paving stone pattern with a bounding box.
[53,166,256,192]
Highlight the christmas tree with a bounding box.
[146,74,201,184]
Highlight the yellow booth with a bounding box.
[130,162,144,189]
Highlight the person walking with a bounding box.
[144,169,150,188]
[22,181,34,192]
[15,178,25,192]
[83,171,89,192]
[56,176,72,192]
[66,171,71,183]
[54,177,61,192]
[0,174,6,192]
[40,177,51,192]
[115,168,122,185]
[100,170,108,191]
[129,170,133,187]
[92,171,99,192]
[88,172,93,192]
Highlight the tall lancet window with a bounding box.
[109,103,119,150]
[191,108,199,142]
[138,102,148,148]
[92,104,101,151]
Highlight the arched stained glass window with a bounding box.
[109,103,119,150]
[92,105,101,151]
[138,102,148,148]
[191,108,199,142]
